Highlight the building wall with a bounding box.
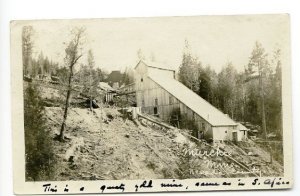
[135,63,213,139]
[237,130,247,141]
[136,74,180,121]
[148,67,175,79]
[135,61,241,141]
[211,126,246,141]
[212,126,235,141]
[136,78,213,139]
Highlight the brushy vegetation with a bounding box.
[24,83,56,181]
[176,143,194,179]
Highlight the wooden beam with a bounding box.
[116,91,135,96]
[137,113,174,130]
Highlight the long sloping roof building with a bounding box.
[135,60,247,141]
[148,73,237,127]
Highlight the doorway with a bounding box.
[154,107,158,116]
[232,132,238,142]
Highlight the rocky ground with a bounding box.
[44,106,283,181]
[45,106,187,180]
[37,83,283,180]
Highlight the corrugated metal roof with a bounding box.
[148,72,237,126]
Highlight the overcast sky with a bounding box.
[28,15,290,73]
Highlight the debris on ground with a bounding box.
[44,106,284,181]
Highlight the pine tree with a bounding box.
[24,84,56,181]
[22,26,34,76]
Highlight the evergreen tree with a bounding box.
[217,62,237,118]
[22,26,34,76]
[246,41,269,138]
[24,84,56,181]
[178,40,202,92]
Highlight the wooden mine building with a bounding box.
[134,60,248,142]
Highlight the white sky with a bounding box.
[28,15,289,73]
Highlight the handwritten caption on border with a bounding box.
[41,177,290,193]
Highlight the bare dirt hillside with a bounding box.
[45,107,185,180]
[44,106,283,181]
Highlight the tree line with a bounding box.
[22,26,59,78]
[22,25,133,86]
[178,40,282,139]
[22,26,135,142]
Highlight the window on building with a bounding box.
[141,77,143,82]
[202,122,205,130]
[155,98,158,106]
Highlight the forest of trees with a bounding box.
[178,40,282,139]
[22,26,59,78]
[22,25,133,87]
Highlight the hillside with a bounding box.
[44,106,283,180]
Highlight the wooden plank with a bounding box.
[137,113,174,130]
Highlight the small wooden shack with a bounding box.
[98,82,116,103]
[134,60,248,142]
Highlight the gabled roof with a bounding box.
[135,60,175,72]
[148,72,237,126]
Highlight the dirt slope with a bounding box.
[45,107,187,180]
[44,106,283,180]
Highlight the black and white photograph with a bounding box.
[10,14,293,194]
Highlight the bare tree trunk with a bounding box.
[89,67,93,111]
[58,27,85,142]
[259,68,267,140]
[59,67,74,141]
[88,79,93,111]
[99,99,103,131]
